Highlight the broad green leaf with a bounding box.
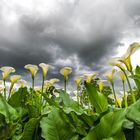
[40,108,75,140]
[8,87,28,117]
[20,118,40,140]
[126,99,140,125]
[130,65,140,91]
[0,95,19,123]
[59,90,86,115]
[102,131,126,140]
[83,109,127,140]
[85,83,108,113]
[8,87,28,107]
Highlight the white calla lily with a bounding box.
[24,64,38,78]
[18,79,28,88]
[60,66,72,91]
[0,66,15,81]
[10,75,21,84]
[74,76,83,87]
[24,64,38,89]
[60,67,72,79]
[39,63,52,78]
[84,72,98,83]
[49,78,60,85]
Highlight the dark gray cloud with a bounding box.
[0,0,140,88]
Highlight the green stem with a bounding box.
[64,77,67,92]
[41,76,45,94]
[110,81,118,107]
[32,76,34,90]
[122,80,128,108]
[122,70,136,103]
[41,76,45,105]
[3,80,6,100]
[76,86,80,104]
[8,83,14,100]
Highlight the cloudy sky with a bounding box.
[0,0,140,89]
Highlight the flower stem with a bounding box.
[76,86,80,104]
[64,77,67,92]
[8,83,14,100]
[122,80,128,108]
[32,76,34,90]
[110,81,118,107]
[41,76,45,94]
[122,70,136,103]
[3,80,6,100]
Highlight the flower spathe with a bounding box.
[49,78,60,85]
[74,76,83,87]
[39,63,52,78]
[104,69,116,82]
[0,66,15,81]
[10,75,22,84]
[117,71,126,82]
[18,79,28,87]
[125,42,140,58]
[24,64,38,78]
[98,80,107,92]
[115,43,140,72]
[109,58,125,70]
[84,72,98,83]
[60,67,72,79]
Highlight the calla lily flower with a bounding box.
[45,80,52,91]
[84,72,98,83]
[60,67,72,80]
[108,94,122,108]
[114,43,140,72]
[24,64,38,89]
[98,80,107,92]
[24,64,38,78]
[74,76,83,87]
[10,75,21,84]
[109,58,125,70]
[49,78,60,85]
[0,66,15,81]
[117,71,126,82]
[8,75,21,99]
[60,66,72,92]
[45,78,59,90]
[18,79,28,88]
[104,69,116,82]
[34,86,42,92]
[39,63,52,78]
[125,42,140,58]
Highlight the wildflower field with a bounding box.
[0,42,140,140]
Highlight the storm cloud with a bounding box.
[0,0,140,87]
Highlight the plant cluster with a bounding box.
[0,43,140,140]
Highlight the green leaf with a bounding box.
[59,90,86,115]
[0,114,17,140]
[83,109,127,140]
[8,87,29,118]
[126,99,140,125]
[0,95,19,123]
[8,87,28,107]
[130,65,140,91]
[40,108,75,140]
[85,83,108,113]
[20,118,40,140]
